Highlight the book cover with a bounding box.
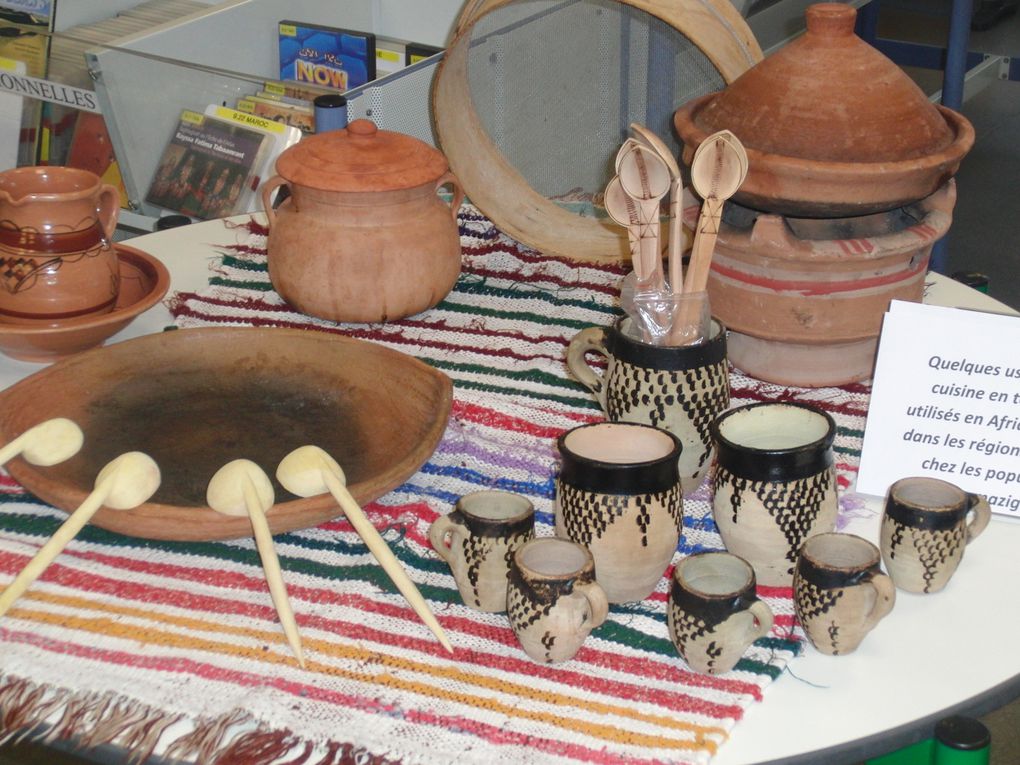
[239,94,314,133]
[146,109,270,220]
[0,0,53,165]
[405,42,442,66]
[278,20,376,91]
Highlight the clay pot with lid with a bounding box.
[261,119,465,323]
[673,3,974,217]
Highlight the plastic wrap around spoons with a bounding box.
[619,272,710,345]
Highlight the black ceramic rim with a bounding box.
[886,477,969,530]
[557,422,682,494]
[797,534,881,589]
[451,492,535,537]
[711,401,836,482]
[671,552,758,622]
[606,317,727,369]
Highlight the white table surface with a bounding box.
[4,216,1019,765]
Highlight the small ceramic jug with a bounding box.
[711,402,838,586]
[794,532,895,655]
[554,421,683,603]
[566,317,729,495]
[668,551,774,675]
[428,490,535,612]
[0,166,120,322]
[881,476,991,593]
[506,537,609,664]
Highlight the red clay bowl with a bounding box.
[0,244,170,362]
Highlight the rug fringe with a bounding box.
[0,674,397,764]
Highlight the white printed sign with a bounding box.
[857,300,1020,518]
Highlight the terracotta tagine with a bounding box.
[0,166,121,322]
[261,119,465,323]
[673,3,974,217]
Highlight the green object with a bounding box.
[866,717,989,765]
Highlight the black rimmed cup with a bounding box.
[711,402,838,587]
[667,551,774,675]
[793,532,896,655]
[553,421,683,603]
[881,476,991,593]
[566,316,729,496]
[428,490,535,612]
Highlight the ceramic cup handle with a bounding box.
[427,513,467,564]
[565,327,609,405]
[861,572,896,633]
[572,580,609,629]
[746,599,775,642]
[97,183,120,243]
[435,171,465,223]
[260,176,289,229]
[964,493,992,545]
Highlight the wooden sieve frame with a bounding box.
[433,0,763,262]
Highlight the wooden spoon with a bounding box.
[628,123,685,292]
[207,459,305,668]
[617,143,669,291]
[683,132,747,296]
[603,175,646,283]
[0,452,160,619]
[0,418,84,467]
[276,445,453,654]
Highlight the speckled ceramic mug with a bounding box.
[793,533,895,656]
[881,477,991,594]
[667,551,774,675]
[566,317,729,495]
[554,421,683,603]
[506,537,609,664]
[429,490,535,612]
[711,402,838,586]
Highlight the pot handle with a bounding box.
[97,184,120,243]
[435,171,465,223]
[260,175,289,229]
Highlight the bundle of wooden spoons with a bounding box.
[604,125,748,346]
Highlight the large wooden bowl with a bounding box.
[0,327,452,540]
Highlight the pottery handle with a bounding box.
[565,327,609,406]
[861,571,896,634]
[964,493,992,545]
[572,580,609,630]
[435,171,465,224]
[427,513,466,564]
[260,176,289,229]
[97,184,120,243]
[746,599,774,642]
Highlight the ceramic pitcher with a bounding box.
[0,166,120,322]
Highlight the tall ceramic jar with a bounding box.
[261,119,464,324]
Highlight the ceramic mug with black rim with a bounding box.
[566,316,729,495]
[554,421,683,603]
[667,551,774,675]
[428,490,535,612]
[793,532,896,655]
[506,537,609,664]
[881,476,991,593]
[711,401,838,586]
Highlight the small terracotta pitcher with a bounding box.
[0,167,120,322]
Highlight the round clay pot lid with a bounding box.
[689,3,954,163]
[274,119,449,192]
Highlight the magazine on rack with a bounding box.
[146,109,271,220]
[278,20,376,91]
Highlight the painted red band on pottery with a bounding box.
[0,223,104,254]
[0,293,117,321]
[710,255,927,296]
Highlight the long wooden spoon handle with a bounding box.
[322,470,453,653]
[667,177,684,294]
[0,435,26,466]
[0,477,110,619]
[244,477,306,668]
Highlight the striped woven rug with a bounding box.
[0,207,872,764]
